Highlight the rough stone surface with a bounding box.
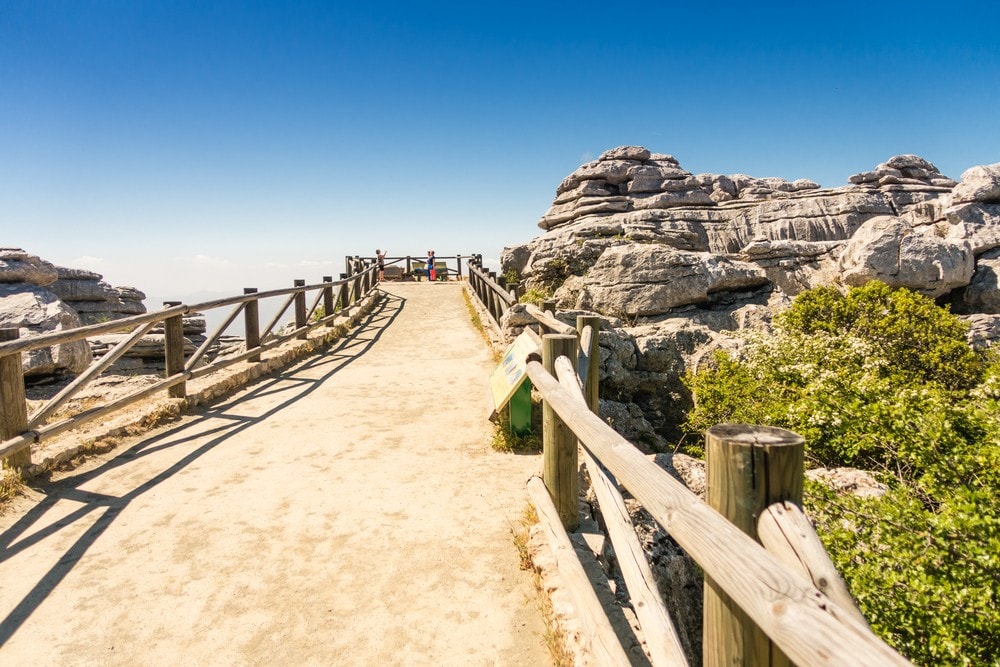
[951,163,1000,204]
[0,284,91,378]
[0,248,59,286]
[838,215,974,297]
[51,265,147,326]
[501,146,1000,445]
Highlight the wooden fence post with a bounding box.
[352,274,362,306]
[163,302,187,399]
[542,333,580,531]
[577,316,600,414]
[244,288,261,363]
[0,328,30,468]
[703,424,804,667]
[294,279,307,340]
[456,254,463,280]
[337,274,349,316]
[322,276,335,327]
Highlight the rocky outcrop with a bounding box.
[0,283,91,378]
[0,248,59,286]
[0,248,151,379]
[501,148,1000,441]
[50,266,147,326]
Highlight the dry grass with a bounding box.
[511,502,574,667]
[0,468,24,508]
[462,289,502,363]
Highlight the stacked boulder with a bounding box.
[0,249,91,379]
[48,267,147,326]
[501,148,1000,443]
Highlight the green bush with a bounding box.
[683,281,1000,665]
[519,287,551,307]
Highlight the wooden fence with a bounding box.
[0,264,379,469]
[466,277,910,666]
[467,257,516,328]
[347,254,469,281]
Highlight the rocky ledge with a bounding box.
[0,248,216,380]
[501,147,1000,443]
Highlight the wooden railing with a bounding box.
[346,254,469,281]
[0,265,380,468]
[467,258,517,328]
[466,289,910,666]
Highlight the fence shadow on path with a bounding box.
[0,292,406,647]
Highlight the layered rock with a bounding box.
[0,283,91,378]
[0,248,150,379]
[0,249,92,378]
[501,149,1000,441]
[50,266,147,326]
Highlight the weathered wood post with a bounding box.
[703,424,804,667]
[352,273,362,307]
[456,254,463,280]
[0,328,30,468]
[487,272,498,323]
[577,316,600,414]
[338,274,350,316]
[406,256,412,276]
[345,256,353,277]
[322,276,335,327]
[163,302,187,399]
[542,333,580,530]
[497,276,508,319]
[293,280,307,340]
[243,288,261,363]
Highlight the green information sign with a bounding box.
[487,331,540,435]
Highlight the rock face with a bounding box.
[0,248,152,379]
[0,283,91,378]
[49,266,147,326]
[501,149,1000,442]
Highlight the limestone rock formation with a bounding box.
[50,266,147,325]
[501,147,1000,441]
[0,283,91,378]
[0,248,154,379]
[0,247,59,286]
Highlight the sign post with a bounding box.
[487,331,540,435]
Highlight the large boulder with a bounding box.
[0,248,59,287]
[838,216,974,297]
[951,163,1000,205]
[50,266,147,325]
[0,284,91,378]
[575,245,769,317]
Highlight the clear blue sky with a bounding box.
[3,1,998,297]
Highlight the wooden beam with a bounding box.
[522,361,909,667]
[527,476,632,666]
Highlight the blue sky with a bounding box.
[3,1,998,297]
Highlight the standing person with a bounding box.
[375,249,386,281]
[427,250,436,282]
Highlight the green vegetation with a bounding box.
[533,257,570,293]
[683,281,999,666]
[490,402,543,453]
[0,468,23,507]
[518,287,551,307]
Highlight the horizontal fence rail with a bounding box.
[0,265,380,466]
[467,258,516,329]
[464,285,910,666]
[347,254,468,282]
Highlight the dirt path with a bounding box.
[0,282,550,665]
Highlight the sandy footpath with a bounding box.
[0,282,550,665]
